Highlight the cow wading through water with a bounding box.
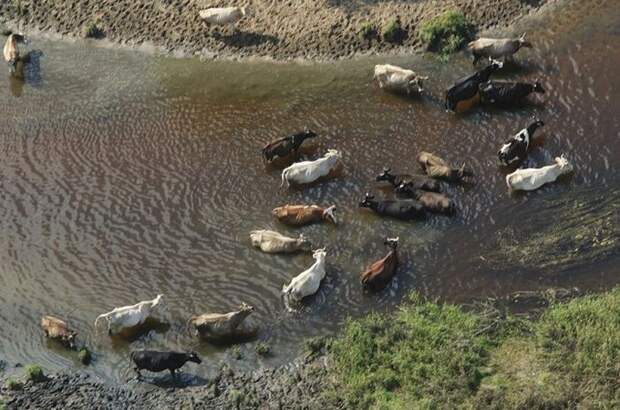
[445,60,503,113]
[130,350,202,380]
[262,130,317,163]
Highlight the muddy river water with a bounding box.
[0,0,618,381]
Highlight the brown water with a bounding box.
[1,0,619,382]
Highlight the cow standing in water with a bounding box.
[361,238,399,291]
[480,80,545,107]
[445,60,503,113]
[498,119,545,165]
[467,34,532,65]
[262,130,317,163]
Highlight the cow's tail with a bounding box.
[280,170,289,189]
[93,313,109,331]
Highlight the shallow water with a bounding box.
[0,0,619,382]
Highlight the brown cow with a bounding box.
[272,204,336,226]
[395,182,455,215]
[361,238,399,290]
[41,316,77,349]
[417,151,473,183]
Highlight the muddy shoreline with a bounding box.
[1,0,549,61]
[1,348,336,409]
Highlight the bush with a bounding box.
[5,377,22,391]
[78,348,92,365]
[420,9,475,56]
[382,17,405,44]
[255,342,271,357]
[25,364,45,383]
[359,22,377,41]
[82,21,103,39]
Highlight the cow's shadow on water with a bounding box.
[212,30,279,48]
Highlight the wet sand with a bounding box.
[1,0,548,60]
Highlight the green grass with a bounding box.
[329,289,620,409]
[25,364,45,383]
[420,9,475,56]
[5,377,22,391]
[382,18,405,44]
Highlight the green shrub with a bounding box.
[82,21,103,39]
[6,377,23,390]
[78,348,92,365]
[359,22,377,41]
[420,9,475,56]
[25,364,45,383]
[231,346,243,360]
[255,342,271,357]
[382,17,405,44]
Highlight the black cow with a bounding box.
[262,130,317,162]
[130,350,202,379]
[445,60,503,112]
[498,119,545,165]
[480,80,545,106]
[376,168,440,192]
[359,193,425,220]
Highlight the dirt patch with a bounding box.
[1,0,547,60]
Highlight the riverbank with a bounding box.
[2,287,618,409]
[1,0,548,61]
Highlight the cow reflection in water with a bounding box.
[8,50,43,97]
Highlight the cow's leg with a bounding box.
[472,54,480,66]
[170,368,176,380]
[134,367,142,380]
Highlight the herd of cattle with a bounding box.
[8,30,575,380]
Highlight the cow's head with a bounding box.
[376,167,394,183]
[186,351,202,364]
[359,193,375,208]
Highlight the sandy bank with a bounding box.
[1,0,547,60]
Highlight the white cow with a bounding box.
[94,294,164,335]
[199,7,248,26]
[281,149,342,188]
[282,249,326,308]
[467,34,532,64]
[506,156,573,191]
[373,64,428,94]
[250,230,311,253]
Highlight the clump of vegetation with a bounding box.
[304,336,331,357]
[5,377,23,391]
[231,346,243,360]
[420,9,475,56]
[382,17,406,44]
[329,288,620,409]
[81,20,103,39]
[358,22,377,41]
[25,364,45,383]
[78,347,92,365]
[255,342,271,357]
